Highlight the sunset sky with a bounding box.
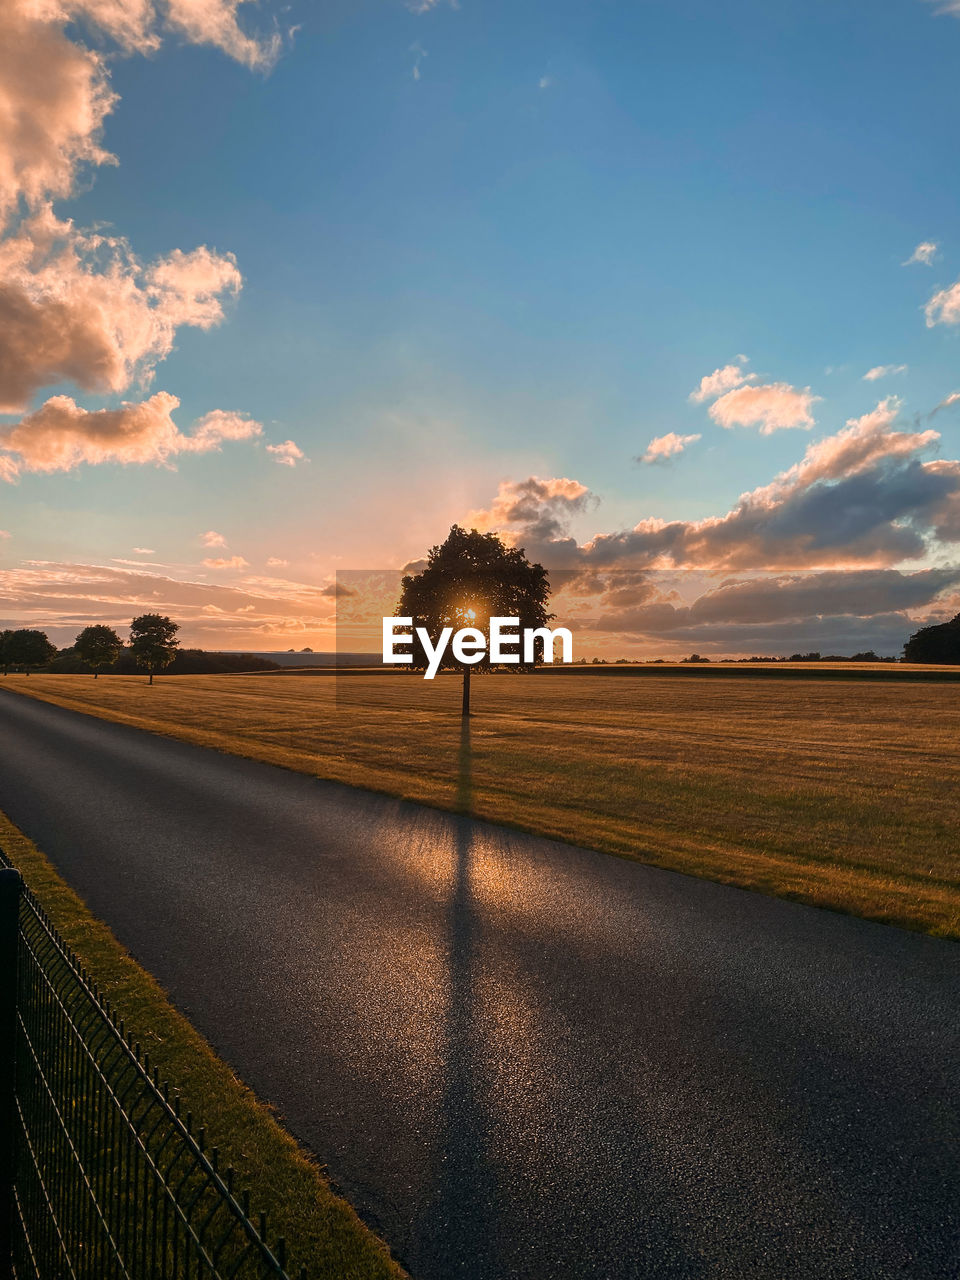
[3,0,960,655]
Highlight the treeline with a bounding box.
[47,649,281,676]
[573,613,960,666]
[1,615,280,679]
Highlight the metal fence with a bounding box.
[0,858,306,1280]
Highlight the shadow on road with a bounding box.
[412,718,500,1276]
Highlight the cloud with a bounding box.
[266,556,288,567]
[0,210,242,413]
[708,382,820,434]
[689,359,755,403]
[0,1,283,227]
[538,76,552,89]
[0,5,116,228]
[0,393,263,479]
[637,432,701,465]
[931,391,960,416]
[578,567,960,652]
[863,364,907,381]
[925,280,960,327]
[0,530,10,540]
[163,0,282,70]
[265,439,306,467]
[200,530,227,548]
[478,397,959,574]
[410,42,427,81]
[202,556,249,570]
[191,409,262,447]
[467,475,594,550]
[0,1,282,483]
[132,546,154,554]
[0,557,338,647]
[903,241,939,266]
[923,0,960,17]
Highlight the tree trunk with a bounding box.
[148,669,154,686]
[94,671,98,679]
[461,666,470,717]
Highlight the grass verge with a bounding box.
[0,807,406,1280]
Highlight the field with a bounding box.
[6,669,960,939]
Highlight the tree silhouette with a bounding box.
[903,613,960,664]
[75,625,123,678]
[5,629,57,674]
[130,614,179,684]
[397,525,551,716]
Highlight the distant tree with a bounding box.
[75,625,123,678]
[0,630,12,675]
[903,614,960,664]
[397,525,551,716]
[5,629,57,674]
[789,651,821,662]
[130,614,179,684]
[682,653,710,664]
[850,650,880,663]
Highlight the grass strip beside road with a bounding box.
[0,808,407,1280]
[5,671,960,940]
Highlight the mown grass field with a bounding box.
[5,669,960,939]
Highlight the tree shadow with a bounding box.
[456,716,473,814]
[413,719,499,1278]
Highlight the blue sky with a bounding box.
[2,0,960,651]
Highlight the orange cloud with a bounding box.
[689,360,754,403]
[0,558,337,647]
[475,399,959,573]
[708,382,820,434]
[0,209,242,413]
[926,280,960,327]
[638,432,701,465]
[164,0,282,69]
[468,476,591,540]
[0,394,262,479]
[266,439,306,466]
[0,4,116,227]
[0,1,283,481]
[202,556,249,570]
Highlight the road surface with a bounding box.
[0,688,958,1279]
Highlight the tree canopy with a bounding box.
[2,629,57,673]
[75,625,123,676]
[397,525,552,676]
[130,614,180,682]
[903,613,960,664]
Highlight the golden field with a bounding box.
[6,669,960,939]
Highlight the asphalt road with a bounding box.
[1,689,958,1279]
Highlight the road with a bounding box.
[0,688,958,1279]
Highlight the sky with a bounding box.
[2,0,960,656]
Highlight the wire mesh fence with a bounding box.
[0,855,305,1280]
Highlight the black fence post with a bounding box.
[0,867,21,1280]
